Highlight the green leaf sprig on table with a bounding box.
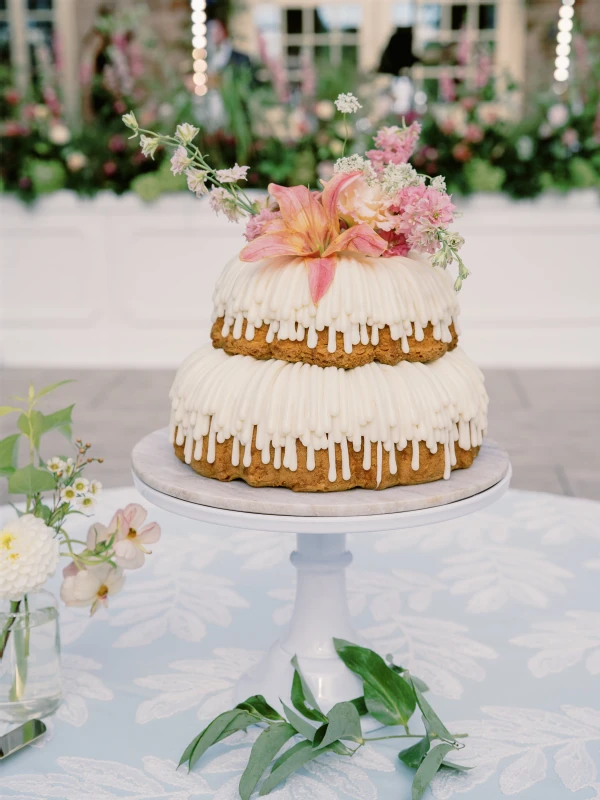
[179,639,470,800]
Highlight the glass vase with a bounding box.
[0,589,62,724]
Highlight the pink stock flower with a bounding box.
[366,122,422,171]
[170,145,192,175]
[392,184,456,254]
[239,174,387,303]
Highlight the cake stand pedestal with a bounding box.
[132,430,510,727]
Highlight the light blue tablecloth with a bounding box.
[1,487,599,800]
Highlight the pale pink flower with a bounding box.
[170,145,192,175]
[186,168,209,197]
[209,187,244,222]
[112,503,161,570]
[215,164,250,183]
[439,71,456,102]
[244,208,282,241]
[336,174,393,230]
[60,563,125,615]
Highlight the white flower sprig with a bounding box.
[123,111,258,221]
[334,93,362,157]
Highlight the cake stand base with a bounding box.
[132,431,510,724]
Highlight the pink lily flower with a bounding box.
[239,174,388,303]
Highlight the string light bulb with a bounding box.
[190,0,207,97]
[553,0,576,88]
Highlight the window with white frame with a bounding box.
[392,0,501,101]
[3,0,57,93]
[252,3,362,82]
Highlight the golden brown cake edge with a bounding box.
[211,318,458,368]
[174,437,480,492]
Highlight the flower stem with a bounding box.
[0,600,21,659]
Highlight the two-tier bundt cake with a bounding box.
[161,116,487,491]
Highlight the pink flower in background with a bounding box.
[240,175,387,303]
[439,71,456,103]
[452,142,472,162]
[475,50,493,89]
[561,128,579,149]
[457,27,472,66]
[366,122,422,170]
[464,123,484,143]
[460,96,478,112]
[103,161,118,177]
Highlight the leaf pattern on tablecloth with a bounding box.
[0,755,212,798]
[438,545,572,613]
[56,653,114,727]
[230,529,294,570]
[269,568,446,626]
[512,493,600,545]
[106,532,243,649]
[361,615,497,699]
[430,705,600,798]
[511,611,600,677]
[134,648,263,724]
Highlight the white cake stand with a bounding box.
[132,429,510,726]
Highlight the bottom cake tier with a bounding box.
[169,345,488,492]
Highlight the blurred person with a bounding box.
[378,27,419,115]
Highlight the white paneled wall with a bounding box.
[1,190,599,368]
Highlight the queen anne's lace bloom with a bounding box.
[333,155,376,182]
[334,93,362,114]
[0,515,59,600]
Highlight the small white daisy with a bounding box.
[88,480,103,496]
[76,496,97,515]
[72,477,89,494]
[46,457,65,474]
[61,486,78,502]
[63,458,75,477]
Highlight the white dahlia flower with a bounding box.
[0,515,59,601]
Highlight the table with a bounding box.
[1,486,599,800]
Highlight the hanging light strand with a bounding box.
[553,0,575,86]
[190,0,208,96]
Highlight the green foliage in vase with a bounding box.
[179,640,469,800]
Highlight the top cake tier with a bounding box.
[211,252,461,369]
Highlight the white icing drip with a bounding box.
[169,345,488,483]
[212,252,460,355]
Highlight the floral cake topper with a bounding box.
[123,93,468,303]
